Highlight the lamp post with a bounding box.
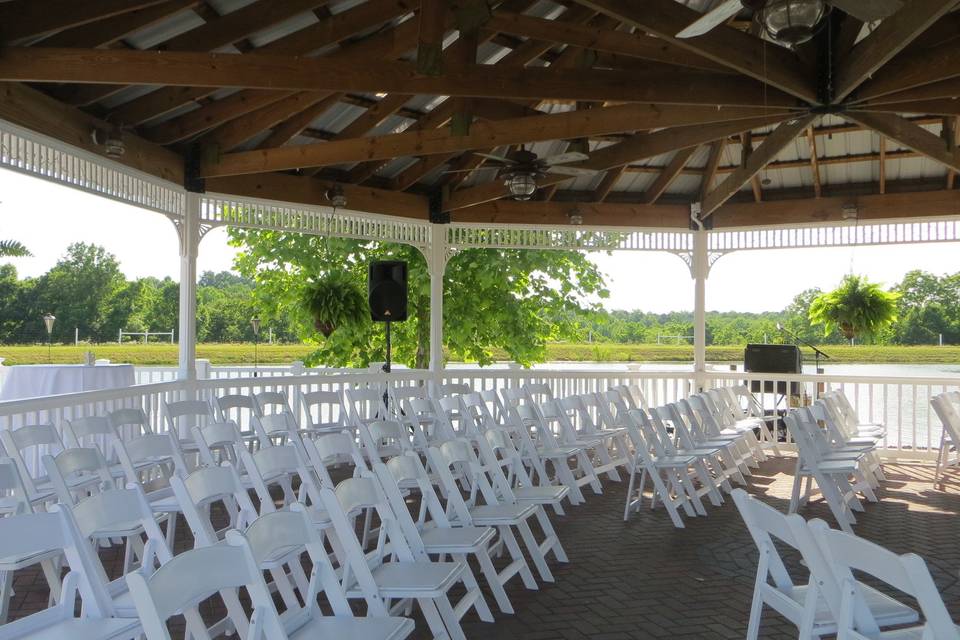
[42,313,55,362]
[250,316,261,377]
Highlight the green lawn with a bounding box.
[2,342,960,365]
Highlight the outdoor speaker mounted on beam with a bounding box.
[368,261,408,322]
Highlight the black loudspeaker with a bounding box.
[744,344,802,395]
[368,261,408,322]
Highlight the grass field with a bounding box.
[2,342,960,365]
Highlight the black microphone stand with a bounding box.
[777,324,831,392]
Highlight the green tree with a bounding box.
[809,275,899,342]
[0,240,31,258]
[228,229,609,368]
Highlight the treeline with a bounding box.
[1,242,958,347]
[0,243,297,344]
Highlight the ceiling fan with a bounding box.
[676,0,903,45]
[445,149,596,200]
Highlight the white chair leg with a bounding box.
[498,525,538,590]
[475,547,514,614]
[516,519,554,583]
[454,554,493,623]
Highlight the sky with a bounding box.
[3,167,959,314]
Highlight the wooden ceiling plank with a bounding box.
[64,0,333,107]
[201,105,798,177]
[106,0,416,126]
[0,0,167,43]
[485,11,728,72]
[947,116,958,189]
[854,99,960,117]
[145,91,295,145]
[255,93,345,149]
[845,110,960,173]
[0,47,803,107]
[834,0,956,102]
[879,136,887,194]
[700,115,815,217]
[0,82,182,183]
[806,126,822,198]
[850,28,960,103]
[740,132,763,202]
[568,0,816,103]
[417,0,448,75]
[592,165,628,202]
[639,145,698,204]
[39,0,202,48]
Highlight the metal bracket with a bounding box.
[429,190,450,224]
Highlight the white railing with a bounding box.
[3,365,957,464]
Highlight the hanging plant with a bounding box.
[808,274,899,341]
[301,272,368,337]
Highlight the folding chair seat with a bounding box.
[0,509,141,640]
[319,475,484,640]
[824,391,886,437]
[212,393,260,446]
[690,394,765,464]
[638,409,725,506]
[542,398,619,482]
[707,388,780,456]
[563,394,631,475]
[482,427,572,515]
[677,398,756,474]
[812,518,952,639]
[797,407,883,490]
[242,507,414,640]
[429,439,567,584]
[732,490,918,639]
[0,458,62,624]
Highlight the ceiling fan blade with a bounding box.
[548,166,597,177]
[826,0,903,22]
[473,152,515,163]
[676,0,743,38]
[543,151,590,165]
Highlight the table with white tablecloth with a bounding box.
[0,364,136,402]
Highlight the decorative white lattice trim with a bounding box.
[0,119,185,217]
[446,225,693,252]
[201,193,432,250]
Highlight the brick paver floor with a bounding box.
[7,456,960,638]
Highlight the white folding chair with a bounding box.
[0,423,63,505]
[212,392,260,445]
[242,506,415,640]
[932,393,960,484]
[0,458,62,624]
[160,398,215,453]
[297,389,351,437]
[42,447,114,505]
[62,416,127,479]
[522,382,554,405]
[613,383,647,412]
[513,403,595,503]
[811,518,953,639]
[639,408,724,507]
[0,508,140,640]
[482,427,573,515]
[562,393,631,477]
[344,387,388,432]
[661,403,749,486]
[538,399,609,489]
[107,408,152,439]
[732,489,918,639]
[319,475,479,640]
[676,398,755,476]
[376,453,518,614]
[689,394,764,466]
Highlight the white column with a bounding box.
[428,229,447,372]
[692,227,708,391]
[178,192,201,381]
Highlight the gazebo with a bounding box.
[2,1,960,637]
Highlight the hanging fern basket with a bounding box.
[301,272,368,338]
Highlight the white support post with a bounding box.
[691,207,709,392]
[178,192,201,381]
[428,228,448,373]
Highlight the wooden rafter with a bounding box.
[640,146,698,205]
[0,47,801,108]
[860,76,960,106]
[701,115,816,217]
[417,0,447,75]
[833,0,956,102]
[879,136,887,194]
[851,30,960,103]
[845,111,960,173]
[856,99,960,117]
[946,116,958,189]
[569,0,817,103]
[741,132,762,203]
[806,127,821,198]
[202,105,792,177]
[38,0,202,48]
[699,141,724,202]
[0,0,167,44]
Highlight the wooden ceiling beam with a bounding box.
[38,0,202,48]
[639,145,698,205]
[452,199,690,227]
[0,82,182,183]
[806,126,822,198]
[701,115,815,217]
[202,105,796,177]
[879,136,887,194]
[255,94,344,149]
[854,99,960,117]
[484,11,728,72]
[107,0,415,126]
[845,110,960,173]
[857,76,960,106]
[205,173,427,220]
[741,132,763,203]
[569,0,816,103]
[0,47,802,107]
[0,0,167,44]
[833,0,956,102]
[417,0,448,75]
[851,31,960,103]
[699,141,724,203]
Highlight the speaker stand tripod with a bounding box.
[382,320,392,411]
